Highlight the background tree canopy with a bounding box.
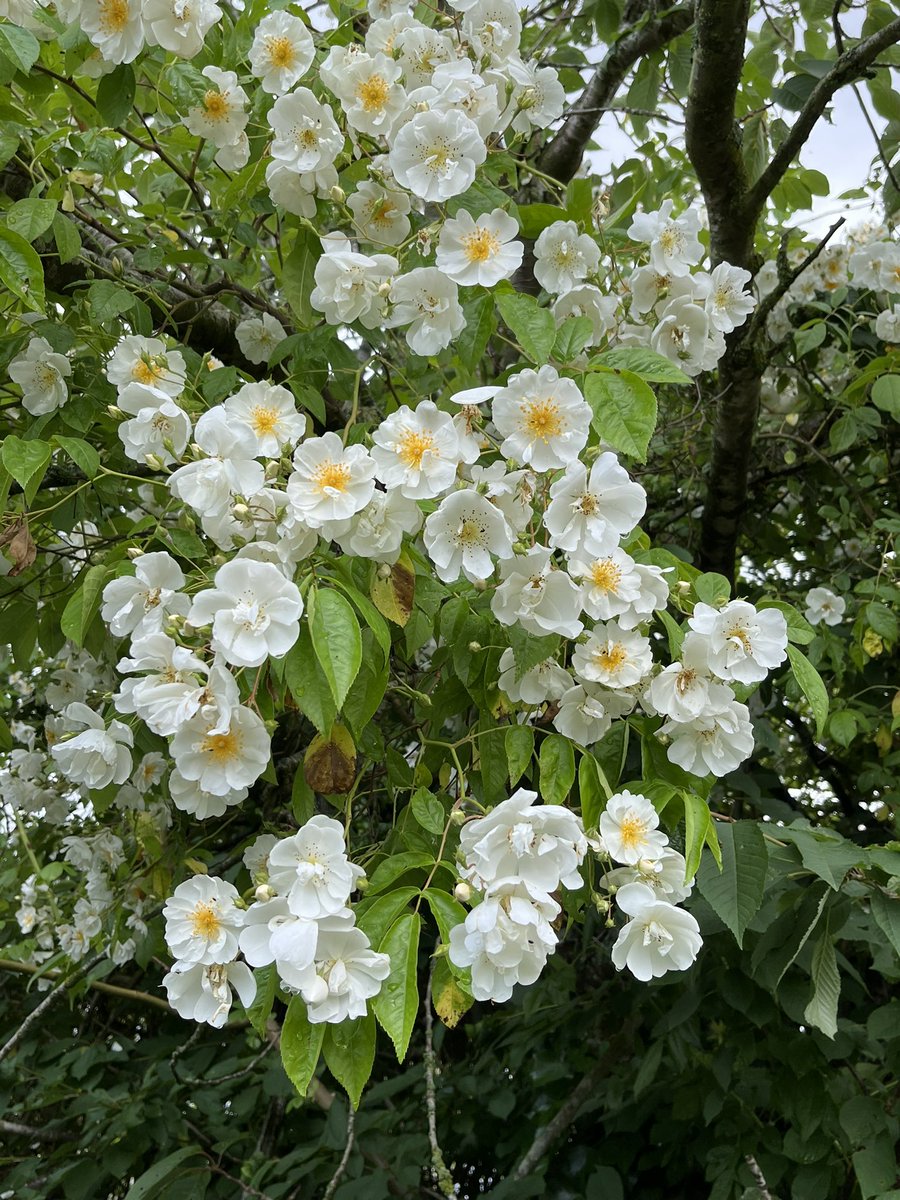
[0,1,899,1199]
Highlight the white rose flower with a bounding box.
[215,133,249,172]
[572,621,653,689]
[235,313,287,365]
[132,751,166,794]
[646,633,735,724]
[50,702,133,790]
[106,335,186,397]
[428,59,501,137]
[804,586,846,627]
[239,897,320,991]
[116,385,192,466]
[9,337,71,415]
[492,365,591,471]
[335,490,423,563]
[490,547,584,639]
[168,408,266,518]
[533,220,600,295]
[334,52,407,136]
[498,648,572,705]
[319,42,368,92]
[310,235,398,329]
[461,0,521,61]
[388,268,466,355]
[459,787,590,892]
[435,208,523,287]
[301,916,391,1024]
[101,551,190,638]
[268,816,365,920]
[699,262,756,333]
[184,67,249,147]
[544,454,647,554]
[171,703,271,795]
[615,563,671,630]
[469,463,536,532]
[163,960,257,1027]
[163,874,244,965]
[662,699,755,778]
[599,790,668,865]
[348,180,412,246]
[611,882,702,981]
[650,296,711,377]
[602,847,694,904]
[389,109,486,201]
[688,599,788,685]
[168,769,247,819]
[244,833,279,881]
[268,87,344,172]
[875,304,900,342]
[287,432,377,532]
[423,489,514,583]
[448,879,559,1002]
[188,559,303,669]
[628,201,704,277]
[223,382,307,457]
[81,0,145,62]
[552,285,619,348]
[371,400,461,499]
[567,544,644,622]
[144,0,222,58]
[266,161,322,219]
[365,11,412,55]
[552,682,633,747]
[395,25,455,87]
[249,10,314,93]
[495,56,564,135]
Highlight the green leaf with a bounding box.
[592,347,691,384]
[0,226,45,311]
[356,887,419,950]
[505,724,534,787]
[54,435,100,479]
[693,572,731,607]
[60,564,111,647]
[584,369,658,461]
[309,587,362,711]
[422,889,467,946]
[1,435,51,503]
[87,279,135,325]
[52,212,81,265]
[871,374,900,419]
[496,292,556,364]
[280,226,321,330]
[696,821,768,947]
[852,1139,898,1199]
[7,197,57,242]
[291,765,314,825]
[507,626,559,680]
[0,22,40,74]
[323,1013,376,1108]
[246,964,277,1037]
[552,316,594,363]
[96,64,135,127]
[803,925,840,1039]
[284,623,337,734]
[366,851,434,895]
[331,578,391,658]
[578,752,607,831]
[123,1148,205,1200]
[777,824,863,890]
[786,645,829,739]
[539,734,575,804]
[281,994,325,1096]
[372,911,421,1062]
[517,202,565,238]
[456,292,495,370]
[758,598,815,644]
[410,787,445,836]
[682,792,713,883]
[869,889,900,959]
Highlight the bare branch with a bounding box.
[424,967,455,1198]
[0,955,172,1013]
[538,1,696,184]
[322,1107,355,1200]
[749,218,845,338]
[509,1063,606,1181]
[0,1118,74,1143]
[0,954,104,1065]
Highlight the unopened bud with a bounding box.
[378,279,393,296]
[265,460,281,481]
[677,580,691,594]
[356,874,369,893]
[330,184,346,203]
[450,809,467,826]
[785,411,800,427]
[255,883,275,902]
[144,453,166,471]
[107,405,123,419]
[592,192,610,224]
[468,641,482,653]
[472,577,487,592]
[454,882,472,904]
[377,562,392,579]
[591,892,609,914]
[126,546,144,560]
[232,502,251,520]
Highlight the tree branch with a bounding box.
[538,1,696,184]
[509,1062,606,1180]
[0,956,172,1012]
[423,967,455,1198]
[747,17,900,212]
[748,218,845,338]
[0,953,104,1064]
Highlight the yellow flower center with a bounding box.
[190,902,222,939]
[298,128,319,149]
[590,559,621,592]
[456,518,484,546]
[462,228,501,263]
[266,35,297,70]
[725,623,751,653]
[250,405,279,437]
[618,813,646,851]
[675,668,696,696]
[523,398,562,441]
[202,90,229,120]
[36,363,60,389]
[132,357,165,385]
[397,429,435,470]
[357,74,390,112]
[99,0,129,32]
[313,461,351,493]
[200,730,240,761]
[370,198,397,226]
[594,642,627,673]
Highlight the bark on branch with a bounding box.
[538,1,696,184]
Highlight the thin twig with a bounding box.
[745,1154,775,1200]
[0,956,171,1012]
[0,953,104,1064]
[423,966,455,1198]
[322,1107,355,1200]
[0,1118,74,1143]
[749,218,846,339]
